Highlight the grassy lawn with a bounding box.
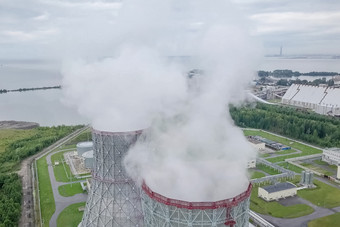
[313,159,338,170]
[256,164,281,175]
[37,156,55,227]
[298,180,340,208]
[300,163,333,176]
[278,162,304,173]
[259,153,271,158]
[308,212,340,227]
[250,186,314,218]
[267,99,282,103]
[55,144,77,151]
[275,149,297,155]
[64,128,91,146]
[51,150,78,182]
[58,183,85,197]
[57,202,86,227]
[244,130,322,163]
[249,170,266,179]
[0,129,36,153]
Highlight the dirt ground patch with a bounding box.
[0,120,39,129]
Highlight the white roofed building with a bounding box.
[258,182,297,202]
[282,84,340,116]
[322,148,340,166]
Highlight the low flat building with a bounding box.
[322,148,340,166]
[247,136,265,151]
[258,182,297,201]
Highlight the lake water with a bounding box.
[1,57,339,126]
[0,60,89,126]
[258,57,340,73]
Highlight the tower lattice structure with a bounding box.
[141,182,252,227]
[80,129,144,227]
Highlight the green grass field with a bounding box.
[250,186,314,218]
[313,159,338,170]
[256,164,281,175]
[37,156,55,227]
[259,153,271,158]
[57,202,86,227]
[58,183,85,197]
[51,150,78,182]
[249,170,266,179]
[0,129,36,153]
[275,149,297,155]
[243,130,322,163]
[298,180,340,208]
[308,212,340,227]
[278,162,304,173]
[300,163,333,176]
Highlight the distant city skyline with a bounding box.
[0,0,340,59]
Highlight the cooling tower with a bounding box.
[80,129,144,227]
[141,182,252,227]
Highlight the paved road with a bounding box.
[18,125,89,227]
[46,149,87,227]
[257,196,340,227]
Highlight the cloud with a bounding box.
[1,0,340,58]
[251,11,340,34]
[1,28,58,42]
[62,0,259,201]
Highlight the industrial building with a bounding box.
[247,136,265,151]
[82,150,94,169]
[80,129,144,227]
[282,84,340,116]
[300,171,314,188]
[249,136,290,151]
[77,141,93,156]
[141,182,252,227]
[322,148,340,166]
[258,182,297,202]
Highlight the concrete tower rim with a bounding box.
[92,127,145,135]
[141,181,252,210]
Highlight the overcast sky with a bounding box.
[1,0,340,59]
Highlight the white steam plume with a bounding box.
[62,0,260,201]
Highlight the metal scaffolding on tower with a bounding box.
[80,129,144,227]
[141,182,252,227]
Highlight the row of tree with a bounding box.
[258,70,339,78]
[276,78,335,86]
[0,86,61,94]
[0,125,82,226]
[230,103,340,147]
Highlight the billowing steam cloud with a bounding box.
[62,0,260,201]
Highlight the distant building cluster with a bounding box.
[247,135,291,151]
[282,84,340,116]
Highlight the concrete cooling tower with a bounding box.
[80,129,144,227]
[141,182,252,227]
